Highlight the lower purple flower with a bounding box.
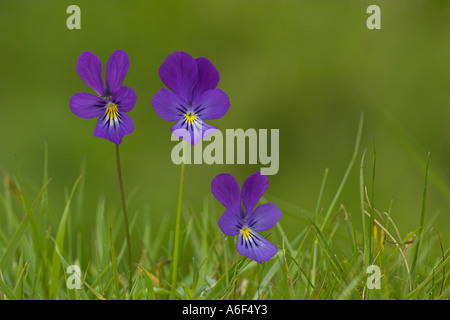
[211,171,282,263]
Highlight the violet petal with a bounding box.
[236,230,278,263]
[158,51,198,103]
[217,209,242,236]
[152,88,186,121]
[69,92,106,119]
[194,88,230,120]
[248,203,282,232]
[93,111,134,145]
[106,50,130,95]
[192,57,220,101]
[170,117,217,146]
[114,86,136,113]
[76,51,106,96]
[241,172,269,218]
[211,173,242,216]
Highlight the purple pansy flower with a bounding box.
[70,50,136,145]
[211,171,282,263]
[152,51,230,146]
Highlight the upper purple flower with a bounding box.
[211,172,282,263]
[152,52,230,146]
[70,50,136,145]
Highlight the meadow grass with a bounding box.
[0,115,449,300]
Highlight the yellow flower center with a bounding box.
[106,103,118,120]
[240,227,251,239]
[185,112,196,124]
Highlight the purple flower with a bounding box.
[211,172,282,263]
[70,50,136,145]
[152,52,230,146]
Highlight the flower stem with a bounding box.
[170,153,186,300]
[224,236,229,287]
[115,145,133,284]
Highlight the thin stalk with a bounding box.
[311,168,328,287]
[115,145,133,287]
[224,236,230,287]
[170,152,186,300]
[411,152,430,286]
[360,149,369,268]
[369,138,376,265]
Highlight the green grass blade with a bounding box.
[53,241,105,300]
[336,268,366,300]
[204,256,247,300]
[315,167,329,221]
[170,159,186,300]
[16,170,42,258]
[360,149,369,266]
[385,226,422,265]
[312,223,343,275]
[369,138,377,265]
[411,152,430,285]
[136,264,156,300]
[0,217,28,271]
[320,112,364,231]
[110,228,122,299]
[48,176,81,300]
[406,249,450,300]
[0,276,18,300]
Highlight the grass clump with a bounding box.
[0,115,448,300]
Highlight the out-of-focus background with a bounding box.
[1,0,450,247]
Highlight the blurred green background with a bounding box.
[1,0,450,248]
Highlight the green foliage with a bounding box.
[0,116,448,300]
[1,0,450,300]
